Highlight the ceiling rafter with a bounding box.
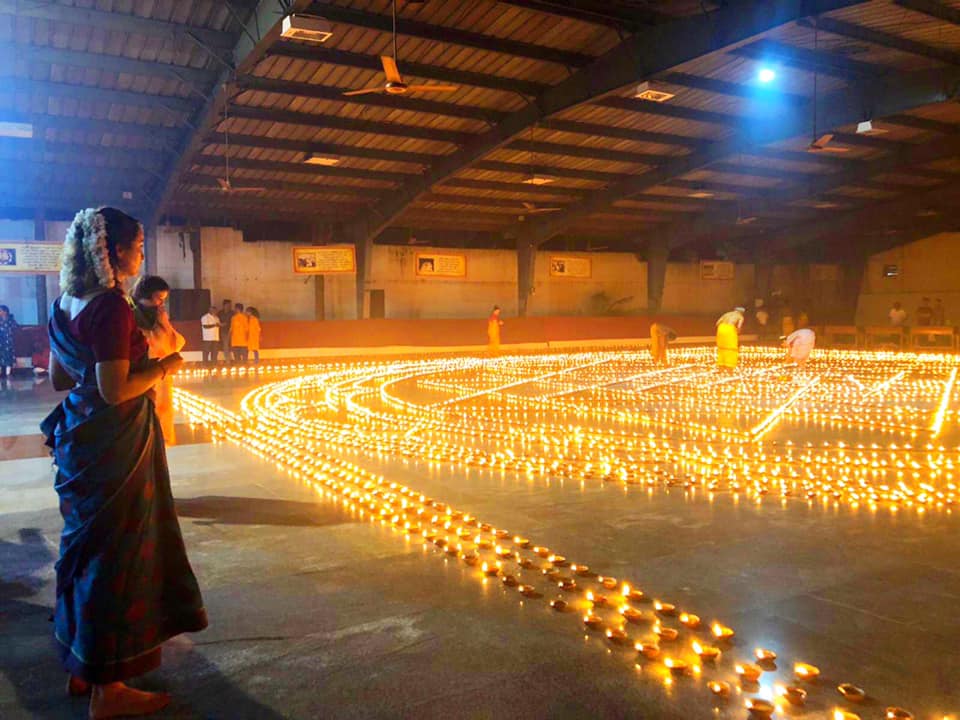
[224,104,471,144]
[0,112,182,145]
[657,72,807,106]
[264,42,548,96]
[494,0,666,30]
[507,139,669,165]
[189,154,414,183]
[538,118,710,148]
[303,2,594,67]
[344,0,871,248]
[798,16,960,67]
[730,38,889,79]
[593,95,741,125]
[0,0,236,50]
[179,173,385,199]
[517,65,960,245]
[0,42,218,87]
[893,0,960,27]
[201,132,440,165]
[1,78,195,115]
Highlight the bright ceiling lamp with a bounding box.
[757,67,776,84]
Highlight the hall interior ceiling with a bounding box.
[2,0,960,258]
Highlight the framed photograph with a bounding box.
[292,245,357,275]
[0,243,61,272]
[415,252,467,278]
[549,255,591,278]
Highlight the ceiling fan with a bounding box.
[215,82,265,194]
[520,201,562,215]
[806,20,849,155]
[342,0,458,97]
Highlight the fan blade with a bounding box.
[521,202,535,211]
[821,146,850,153]
[342,87,383,96]
[217,178,230,190]
[381,55,403,84]
[811,133,834,149]
[405,84,459,93]
[527,207,562,213]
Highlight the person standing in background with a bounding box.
[0,304,17,379]
[785,327,816,369]
[915,297,933,326]
[229,303,249,363]
[933,298,946,325]
[487,305,503,355]
[200,305,220,365]
[753,299,770,341]
[217,299,233,362]
[649,322,677,366]
[716,306,744,371]
[245,307,261,365]
[888,301,907,326]
[132,276,185,447]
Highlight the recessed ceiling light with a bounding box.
[634,81,675,103]
[813,201,840,209]
[690,191,714,198]
[304,152,340,166]
[522,174,555,186]
[0,120,33,138]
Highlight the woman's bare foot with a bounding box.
[89,682,170,719]
[67,675,91,696]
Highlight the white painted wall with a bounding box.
[156,227,195,290]
[199,227,314,321]
[857,232,960,325]
[528,251,646,316]
[661,262,755,315]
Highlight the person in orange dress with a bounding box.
[245,306,261,364]
[229,303,249,363]
[132,276,185,446]
[487,305,503,354]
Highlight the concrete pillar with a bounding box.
[837,251,869,324]
[646,236,669,312]
[354,229,372,321]
[516,235,536,317]
[34,209,48,326]
[310,223,325,321]
[144,223,158,275]
[188,229,202,291]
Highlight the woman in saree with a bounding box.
[487,305,503,355]
[132,275,185,446]
[42,207,207,719]
[716,306,745,371]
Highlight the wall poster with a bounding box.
[0,242,61,272]
[549,255,591,278]
[292,245,356,274]
[415,252,466,278]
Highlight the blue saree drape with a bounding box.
[41,299,207,683]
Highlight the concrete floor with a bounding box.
[1,369,958,719]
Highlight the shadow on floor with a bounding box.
[0,527,288,720]
[176,496,351,528]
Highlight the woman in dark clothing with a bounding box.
[0,304,17,377]
[43,207,207,719]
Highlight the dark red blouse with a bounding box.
[67,289,148,363]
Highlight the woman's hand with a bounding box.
[160,352,184,376]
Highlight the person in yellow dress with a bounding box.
[132,275,185,446]
[487,305,503,355]
[649,322,677,365]
[245,306,261,364]
[229,302,249,363]
[716,306,745,370]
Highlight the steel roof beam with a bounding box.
[0,139,166,169]
[538,118,710,148]
[731,39,889,80]
[234,75,505,122]
[346,0,869,246]
[265,42,548,97]
[0,1,235,50]
[189,154,413,183]
[519,65,960,244]
[658,72,807,106]
[0,42,218,87]
[0,112,182,145]
[440,178,588,198]
[507,139,667,165]
[1,78,195,115]
[494,0,666,30]
[304,2,593,67]
[225,104,471,144]
[798,16,960,67]
[594,96,741,125]
[474,160,625,183]
[179,173,386,199]
[201,132,440,165]
[893,0,960,27]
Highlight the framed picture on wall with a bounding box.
[292,245,356,274]
[415,252,466,278]
[549,255,591,278]
[0,242,61,272]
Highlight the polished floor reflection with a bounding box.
[1,348,958,719]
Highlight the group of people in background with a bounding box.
[200,299,261,365]
[889,297,947,327]
[0,304,18,379]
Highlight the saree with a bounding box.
[716,322,739,369]
[40,298,207,683]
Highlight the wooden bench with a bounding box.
[822,325,859,349]
[908,326,956,351]
[863,326,904,350]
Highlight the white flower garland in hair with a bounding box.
[81,208,115,289]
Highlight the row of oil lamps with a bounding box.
[173,377,934,719]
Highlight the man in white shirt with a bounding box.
[200,306,221,365]
[888,301,907,327]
